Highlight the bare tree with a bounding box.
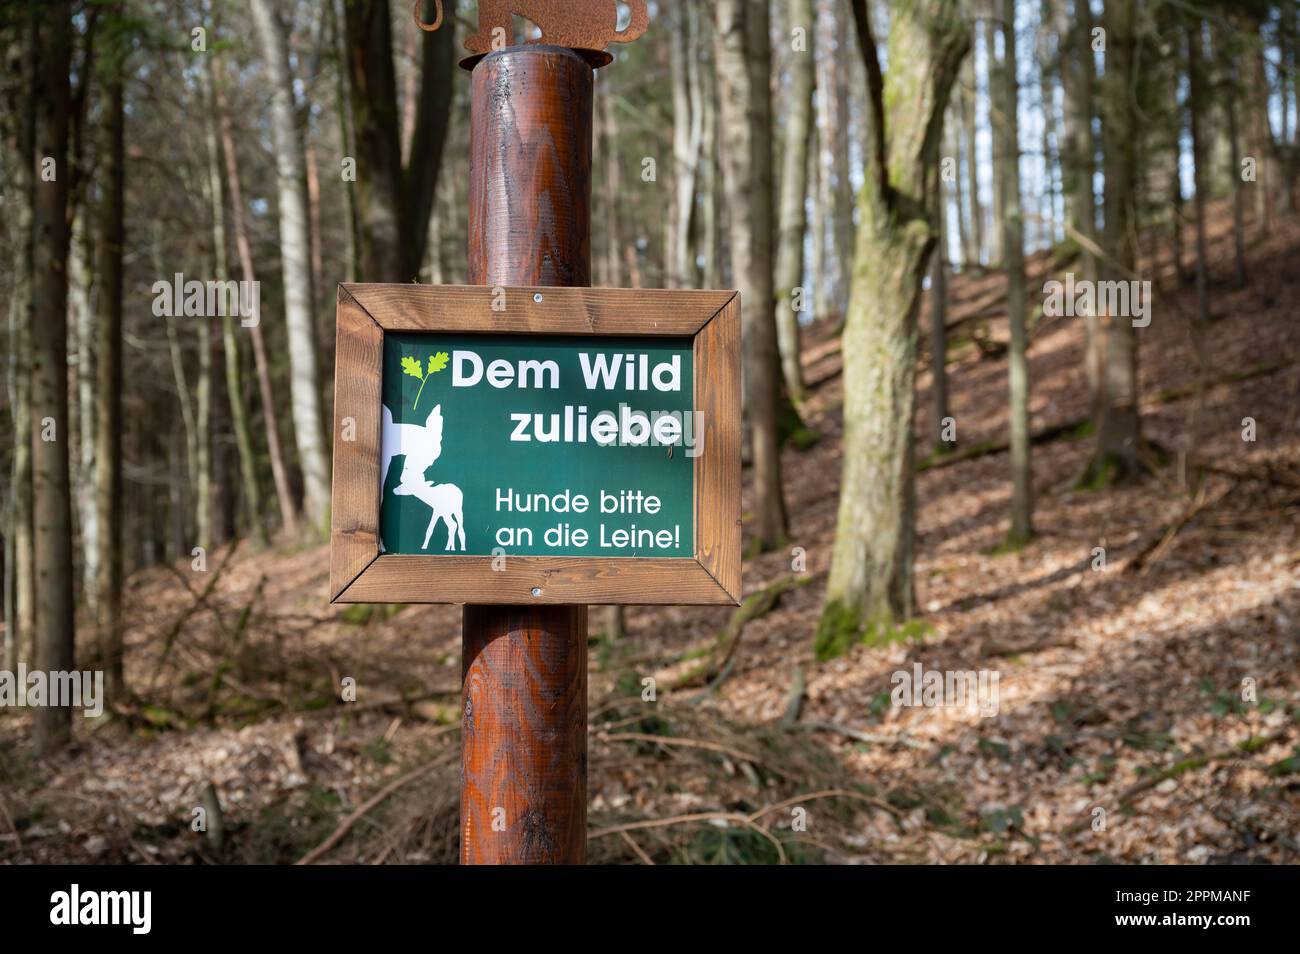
[774,0,816,404]
[714,0,789,551]
[341,0,456,282]
[817,0,969,656]
[249,0,332,536]
[213,65,298,537]
[95,38,126,701]
[2,14,37,674]
[994,0,1032,543]
[31,0,77,753]
[1081,0,1143,484]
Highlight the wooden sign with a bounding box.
[330,284,741,606]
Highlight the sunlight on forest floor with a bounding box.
[2,200,1297,865]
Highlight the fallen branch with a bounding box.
[1116,733,1286,807]
[597,732,763,766]
[1127,482,1232,575]
[792,720,926,750]
[675,574,810,694]
[589,811,787,864]
[296,749,455,865]
[1064,733,1288,837]
[151,541,242,689]
[747,788,901,820]
[779,665,805,728]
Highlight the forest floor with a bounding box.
[2,201,1298,865]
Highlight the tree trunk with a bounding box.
[1186,20,1210,326]
[1244,18,1273,232]
[930,173,953,453]
[195,318,213,549]
[214,67,298,537]
[775,0,816,405]
[699,33,722,290]
[982,17,1003,267]
[69,210,97,606]
[813,0,840,319]
[1083,0,1143,484]
[599,85,623,287]
[817,0,969,657]
[204,60,265,548]
[995,0,1032,544]
[250,0,332,536]
[31,0,77,754]
[95,63,125,701]
[947,110,968,267]
[342,0,456,282]
[961,52,983,265]
[1062,0,1100,412]
[714,0,788,552]
[2,16,36,674]
[1217,28,1248,287]
[669,2,704,288]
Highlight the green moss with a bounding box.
[341,603,406,626]
[815,601,932,661]
[1074,454,1121,492]
[814,599,864,661]
[787,426,822,451]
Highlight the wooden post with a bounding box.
[460,46,596,865]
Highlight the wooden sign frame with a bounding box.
[329,284,741,606]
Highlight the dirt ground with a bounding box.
[2,201,1297,865]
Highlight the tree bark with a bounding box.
[342,0,456,282]
[1186,19,1210,325]
[95,61,125,701]
[995,0,1032,544]
[2,15,37,673]
[961,52,983,265]
[817,0,969,656]
[249,0,332,536]
[774,0,816,405]
[31,0,77,754]
[714,0,788,551]
[1082,0,1143,484]
[982,17,1003,267]
[69,210,97,606]
[204,59,265,548]
[930,172,953,453]
[214,66,298,537]
[669,2,704,289]
[1216,27,1248,287]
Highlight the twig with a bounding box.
[619,830,656,865]
[0,793,21,851]
[676,574,809,695]
[296,751,454,865]
[793,720,926,750]
[589,811,787,864]
[1127,482,1232,575]
[597,732,763,765]
[746,788,901,820]
[779,665,805,729]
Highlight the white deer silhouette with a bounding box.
[380,403,466,552]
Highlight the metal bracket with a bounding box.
[414,1,649,59]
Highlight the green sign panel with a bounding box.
[379,333,696,558]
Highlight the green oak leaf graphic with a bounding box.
[410,350,450,410]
